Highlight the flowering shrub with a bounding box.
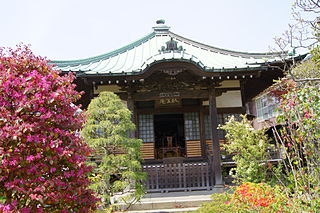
[198,183,297,213]
[232,183,275,207]
[0,45,98,212]
[227,183,291,212]
[272,79,320,211]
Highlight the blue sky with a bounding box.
[1,0,295,60]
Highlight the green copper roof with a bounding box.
[50,22,287,75]
[51,32,156,67]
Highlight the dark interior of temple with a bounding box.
[154,114,186,158]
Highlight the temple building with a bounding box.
[50,20,304,191]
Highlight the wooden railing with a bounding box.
[143,162,211,192]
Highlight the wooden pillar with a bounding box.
[127,92,136,138]
[240,80,246,110]
[80,78,94,109]
[199,107,206,157]
[209,88,223,186]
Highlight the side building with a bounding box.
[50,21,305,191]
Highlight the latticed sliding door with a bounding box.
[138,114,155,159]
[184,112,201,158]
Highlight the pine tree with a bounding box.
[81,91,145,208]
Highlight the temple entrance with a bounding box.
[154,114,186,159]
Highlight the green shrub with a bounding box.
[81,91,145,209]
[197,193,234,213]
[219,115,271,183]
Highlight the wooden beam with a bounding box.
[132,90,209,101]
[121,87,241,102]
[202,107,246,114]
[209,88,223,186]
[136,106,200,114]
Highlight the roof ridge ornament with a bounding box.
[153,19,170,33]
[156,19,165,24]
[159,38,184,53]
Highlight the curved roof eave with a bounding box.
[69,58,268,78]
[168,31,287,59]
[49,32,156,67]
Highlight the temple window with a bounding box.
[184,112,200,140]
[138,114,154,142]
[255,94,279,120]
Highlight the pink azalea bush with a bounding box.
[0,45,98,212]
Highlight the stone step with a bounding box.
[115,189,223,212]
[128,198,210,211]
[128,207,198,213]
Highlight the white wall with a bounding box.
[216,80,240,88]
[94,85,121,94]
[216,90,242,108]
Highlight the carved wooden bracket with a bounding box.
[160,68,184,76]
